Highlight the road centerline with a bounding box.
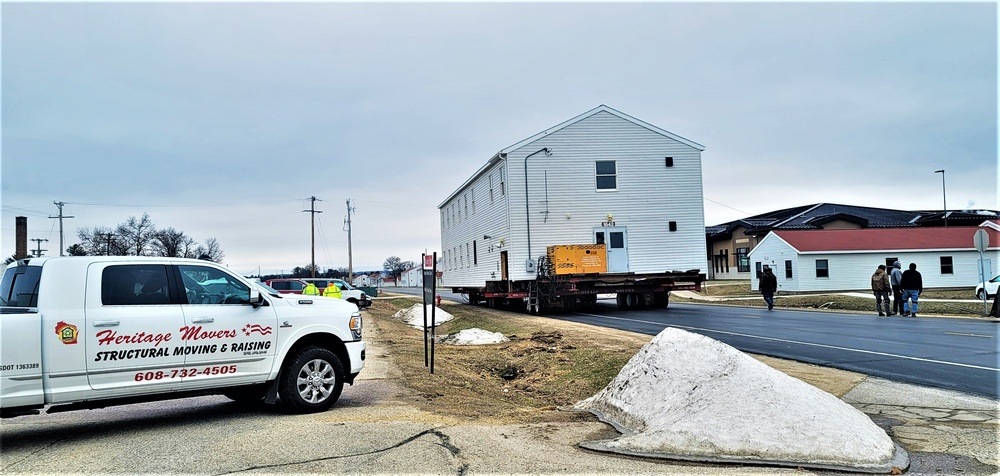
[570,312,1000,372]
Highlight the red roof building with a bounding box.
[749,226,999,293]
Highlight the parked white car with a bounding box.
[975,274,1000,300]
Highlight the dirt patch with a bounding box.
[366,297,866,424]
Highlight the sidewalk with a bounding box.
[358,311,999,475]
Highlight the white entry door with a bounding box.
[594,227,629,272]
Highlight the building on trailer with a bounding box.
[748,225,1000,292]
[438,105,707,291]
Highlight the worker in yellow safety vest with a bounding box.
[323,282,342,299]
[302,282,320,296]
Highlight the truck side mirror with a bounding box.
[249,287,262,308]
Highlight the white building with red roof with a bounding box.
[749,225,1000,292]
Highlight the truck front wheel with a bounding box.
[278,346,344,413]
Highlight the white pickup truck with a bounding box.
[0,256,365,418]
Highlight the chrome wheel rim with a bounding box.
[296,358,335,403]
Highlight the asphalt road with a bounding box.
[385,288,999,398]
[554,302,1000,399]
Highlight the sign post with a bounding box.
[422,252,437,373]
[973,230,990,314]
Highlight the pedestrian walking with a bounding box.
[871,264,891,316]
[759,266,778,311]
[899,262,923,317]
[889,261,903,316]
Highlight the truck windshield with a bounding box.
[0,265,42,307]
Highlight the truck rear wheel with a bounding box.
[278,346,344,413]
[653,292,670,309]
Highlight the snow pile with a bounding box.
[440,328,509,345]
[393,303,453,329]
[574,327,903,472]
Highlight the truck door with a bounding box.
[176,264,277,385]
[86,264,186,391]
[594,227,629,272]
[0,264,45,408]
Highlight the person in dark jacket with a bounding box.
[871,264,891,316]
[759,266,778,311]
[899,262,923,317]
[889,261,903,316]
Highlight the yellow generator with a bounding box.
[546,244,607,275]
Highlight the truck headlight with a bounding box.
[349,311,362,340]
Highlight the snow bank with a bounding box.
[574,327,903,472]
[440,328,509,345]
[393,303,453,329]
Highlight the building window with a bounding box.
[441,210,445,231]
[464,194,468,219]
[785,260,792,279]
[471,189,476,214]
[499,168,506,196]
[736,248,750,272]
[489,175,495,203]
[596,160,617,190]
[885,257,898,269]
[473,240,478,266]
[816,259,829,278]
[940,256,953,274]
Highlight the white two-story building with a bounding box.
[438,105,708,289]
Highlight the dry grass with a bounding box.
[691,280,990,317]
[366,296,867,424]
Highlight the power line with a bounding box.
[49,201,75,256]
[30,238,48,257]
[302,196,322,278]
[344,199,356,283]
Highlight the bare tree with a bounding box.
[66,244,87,256]
[383,256,414,284]
[193,237,224,262]
[116,214,156,256]
[76,215,224,260]
[77,226,128,256]
[151,227,195,257]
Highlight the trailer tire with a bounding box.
[616,293,629,310]
[653,292,670,309]
[626,293,641,309]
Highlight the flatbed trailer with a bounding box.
[451,268,706,313]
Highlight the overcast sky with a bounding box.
[2,2,996,276]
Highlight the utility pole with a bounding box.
[302,196,322,278]
[344,199,356,284]
[30,238,48,257]
[97,232,116,256]
[49,201,74,256]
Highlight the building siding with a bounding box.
[440,108,706,288]
[749,232,999,292]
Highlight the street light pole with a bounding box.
[934,170,947,227]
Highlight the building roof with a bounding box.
[439,105,704,207]
[708,203,1000,238]
[771,226,1000,253]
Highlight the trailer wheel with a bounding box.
[653,292,670,309]
[616,293,629,310]
[626,292,641,309]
